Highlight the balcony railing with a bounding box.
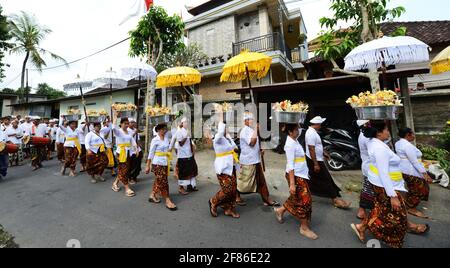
[232,32,293,62]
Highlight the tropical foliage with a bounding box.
[316,0,406,60]
[36,83,66,99]
[0,5,12,82]
[158,43,208,72]
[8,11,67,91]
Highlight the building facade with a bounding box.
[185,0,308,103]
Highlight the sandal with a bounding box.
[166,204,178,211]
[264,201,280,207]
[350,223,365,243]
[408,209,429,219]
[208,199,218,217]
[334,199,351,209]
[273,207,284,224]
[407,224,430,235]
[111,184,121,192]
[179,188,189,195]
[125,189,135,197]
[148,196,161,203]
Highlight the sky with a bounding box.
[0,0,449,91]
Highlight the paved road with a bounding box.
[0,157,449,248]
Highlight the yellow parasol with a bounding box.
[220,50,272,103]
[430,45,450,74]
[156,66,201,88]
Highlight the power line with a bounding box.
[29,37,131,72]
[2,72,21,88]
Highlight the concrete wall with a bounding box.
[198,76,242,102]
[411,90,450,134]
[59,90,135,120]
[188,15,236,58]
[236,10,260,41]
[1,99,12,117]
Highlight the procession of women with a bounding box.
[0,90,435,248]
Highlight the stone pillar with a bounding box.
[258,5,271,36]
[400,77,415,131]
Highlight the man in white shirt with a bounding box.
[5,119,25,166]
[47,119,57,160]
[56,121,67,163]
[305,116,350,209]
[174,117,198,194]
[30,116,48,170]
[236,112,278,206]
[21,116,33,159]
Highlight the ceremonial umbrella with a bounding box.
[430,45,450,74]
[156,66,201,99]
[93,68,128,121]
[63,75,93,122]
[344,36,430,71]
[220,50,272,103]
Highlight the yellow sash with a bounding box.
[401,157,423,164]
[369,164,403,182]
[155,151,172,175]
[66,137,81,154]
[118,143,131,163]
[294,156,306,163]
[93,144,105,153]
[106,148,115,167]
[215,150,239,164]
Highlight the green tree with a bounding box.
[315,0,405,91]
[8,11,67,93]
[36,82,66,99]
[1,87,15,93]
[128,6,184,155]
[0,5,12,82]
[158,43,208,71]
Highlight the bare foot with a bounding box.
[69,171,76,177]
[334,198,351,209]
[350,223,365,242]
[407,208,428,219]
[224,210,240,218]
[357,208,366,219]
[300,227,318,240]
[179,187,189,195]
[273,207,284,224]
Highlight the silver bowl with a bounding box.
[87,115,106,123]
[117,111,135,118]
[149,114,174,125]
[64,114,80,121]
[354,105,402,120]
[274,111,307,124]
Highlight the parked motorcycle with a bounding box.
[320,127,361,171]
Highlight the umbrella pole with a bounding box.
[245,66,255,104]
[136,70,142,143]
[79,84,89,124]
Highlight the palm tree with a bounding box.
[8,11,67,93]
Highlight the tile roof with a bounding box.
[380,20,450,46]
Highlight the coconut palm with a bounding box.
[8,11,67,90]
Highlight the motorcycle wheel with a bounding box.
[326,151,345,171]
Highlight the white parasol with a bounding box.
[121,62,157,81]
[344,36,430,71]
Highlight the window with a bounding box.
[86,102,96,106]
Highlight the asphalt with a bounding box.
[0,153,449,248]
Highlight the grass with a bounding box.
[0,224,19,248]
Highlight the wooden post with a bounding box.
[400,77,415,132]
